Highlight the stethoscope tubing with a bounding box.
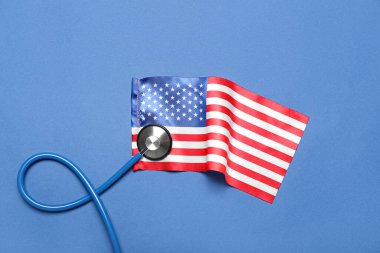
[17,152,143,253]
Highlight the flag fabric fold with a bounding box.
[131,76,309,203]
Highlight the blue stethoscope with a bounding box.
[17,124,172,253]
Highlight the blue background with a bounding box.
[1,1,379,252]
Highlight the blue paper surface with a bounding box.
[1,1,379,252]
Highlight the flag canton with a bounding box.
[132,77,208,127]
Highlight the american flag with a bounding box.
[131,76,309,203]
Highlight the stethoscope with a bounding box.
[17,124,172,253]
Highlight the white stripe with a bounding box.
[207,97,301,144]
[206,111,296,155]
[136,154,278,195]
[207,83,307,131]
[132,127,291,169]
[133,140,285,182]
[132,127,206,135]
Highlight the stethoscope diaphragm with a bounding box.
[137,124,172,161]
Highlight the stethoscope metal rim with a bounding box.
[136,124,172,161]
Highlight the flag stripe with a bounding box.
[207,90,304,137]
[207,83,307,130]
[207,97,302,143]
[207,115,296,158]
[208,76,309,124]
[206,105,298,150]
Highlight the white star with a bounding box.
[159,96,163,100]
[182,96,186,100]
[176,100,181,104]
[176,83,180,88]
[153,100,157,104]
[171,87,175,92]
[159,87,163,92]
[182,104,186,108]
[176,116,180,120]
[194,88,198,92]
[188,100,192,104]
[200,83,203,88]
[141,101,145,105]
[153,91,157,96]
[199,117,203,121]
[165,83,169,87]
[188,117,192,121]
[194,113,198,117]
[182,88,186,92]
[170,96,175,100]
[200,92,203,96]
[176,91,180,96]
[188,92,192,96]
[188,83,192,87]
[148,88,151,92]
[142,84,146,89]
[165,108,169,112]
[148,112,151,116]
[165,91,169,95]
[171,112,175,116]
[170,104,174,108]
[165,100,169,104]
[200,101,203,104]
[147,96,152,100]
[194,96,198,100]
[194,104,198,109]
[159,112,163,116]
[165,116,169,120]
[159,104,163,108]
[176,108,180,112]
[153,83,158,87]
[188,108,192,112]
[182,113,186,117]
[147,104,151,108]
[141,108,145,112]
[141,92,145,97]
[154,116,158,120]
[153,108,157,112]
[199,109,203,112]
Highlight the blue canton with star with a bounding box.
[131,77,208,127]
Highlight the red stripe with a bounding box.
[207,90,304,136]
[208,76,309,124]
[133,161,208,172]
[132,133,208,142]
[133,147,207,156]
[133,161,275,203]
[207,118,293,163]
[206,104,298,150]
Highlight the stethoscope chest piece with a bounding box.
[137,124,172,161]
